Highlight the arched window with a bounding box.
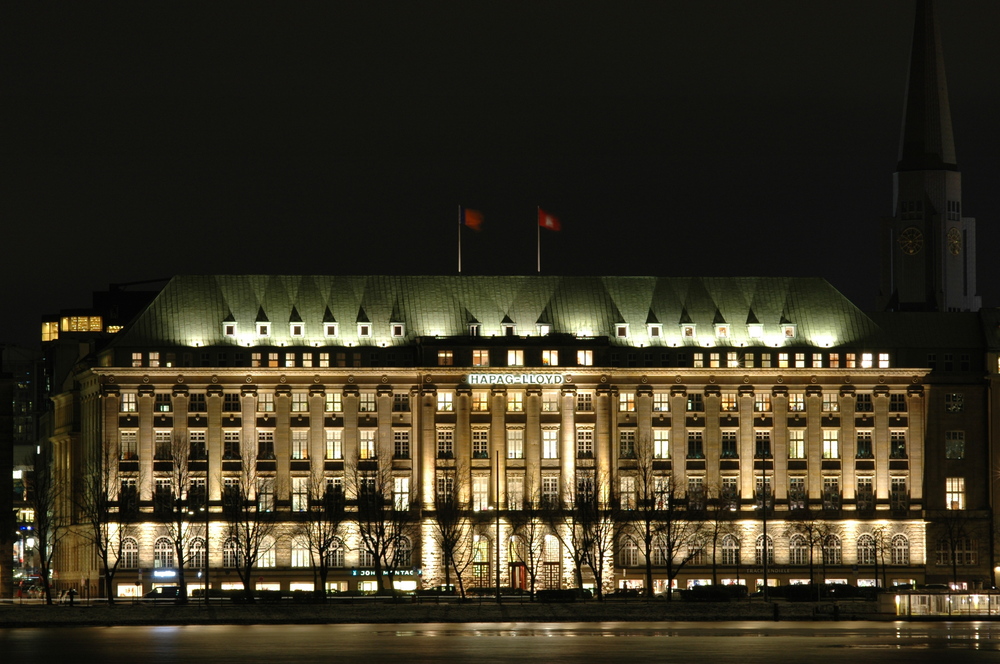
[359,547,375,568]
[120,538,139,569]
[223,538,239,568]
[822,535,842,565]
[856,534,875,566]
[687,538,706,566]
[721,535,740,566]
[394,537,412,568]
[651,536,667,566]
[755,535,774,565]
[620,538,639,567]
[891,535,910,565]
[326,538,345,568]
[187,537,206,569]
[789,535,808,566]
[154,537,174,568]
[291,537,311,568]
[258,536,276,568]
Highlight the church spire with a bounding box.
[897,0,957,172]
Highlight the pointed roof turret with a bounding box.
[897,0,957,171]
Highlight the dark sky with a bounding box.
[4,1,999,347]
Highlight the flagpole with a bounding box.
[458,205,462,273]
[536,206,541,273]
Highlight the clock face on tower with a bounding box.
[898,227,923,255]
[947,227,962,255]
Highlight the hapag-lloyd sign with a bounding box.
[465,373,566,385]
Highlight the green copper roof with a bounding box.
[110,275,886,350]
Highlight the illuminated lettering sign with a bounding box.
[153,570,177,578]
[465,373,565,386]
[351,568,421,576]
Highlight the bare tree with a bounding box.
[787,518,825,585]
[347,452,417,594]
[621,434,704,599]
[220,446,281,602]
[298,476,346,601]
[703,485,740,586]
[75,435,141,603]
[25,444,65,605]
[506,482,547,598]
[935,510,982,587]
[544,481,590,592]
[430,473,477,598]
[159,432,197,603]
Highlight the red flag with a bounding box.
[461,207,484,231]
[538,208,561,231]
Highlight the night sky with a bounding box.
[5,1,999,348]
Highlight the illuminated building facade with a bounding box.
[44,275,994,598]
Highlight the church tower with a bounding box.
[879,0,980,312]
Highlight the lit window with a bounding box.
[507,392,524,412]
[946,477,965,510]
[709,353,720,368]
[119,430,138,460]
[618,393,636,412]
[359,430,376,459]
[788,394,805,412]
[754,393,771,412]
[654,429,670,459]
[828,353,839,368]
[541,350,559,366]
[620,476,636,510]
[822,393,839,412]
[861,353,873,369]
[437,392,454,412]
[794,353,805,368]
[471,392,489,412]
[257,393,275,413]
[541,392,559,412]
[681,324,696,338]
[812,353,823,367]
[787,429,805,459]
[291,430,308,460]
[358,393,377,413]
[542,429,559,459]
[472,350,489,367]
[121,393,138,413]
[325,392,342,412]
[747,323,763,339]
[693,353,704,368]
[325,429,342,460]
[822,430,839,459]
[437,350,454,366]
[291,393,309,412]
[507,428,524,459]
[727,352,739,368]
[507,349,524,367]
[577,350,593,366]
[778,353,789,368]
[878,352,890,368]
[845,353,857,368]
[782,324,796,339]
[715,324,729,338]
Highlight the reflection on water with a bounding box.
[3,621,1000,663]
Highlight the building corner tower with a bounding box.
[879,0,980,312]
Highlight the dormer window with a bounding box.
[715,324,730,338]
[469,323,481,337]
[391,324,405,338]
[647,324,662,339]
[681,324,696,338]
[615,324,629,338]
[537,324,551,336]
[747,323,764,339]
[358,324,371,338]
[290,324,304,337]
[223,322,237,337]
[782,325,796,339]
[325,323,338,338]
[503,323,516,337]
[257,323,271,337]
